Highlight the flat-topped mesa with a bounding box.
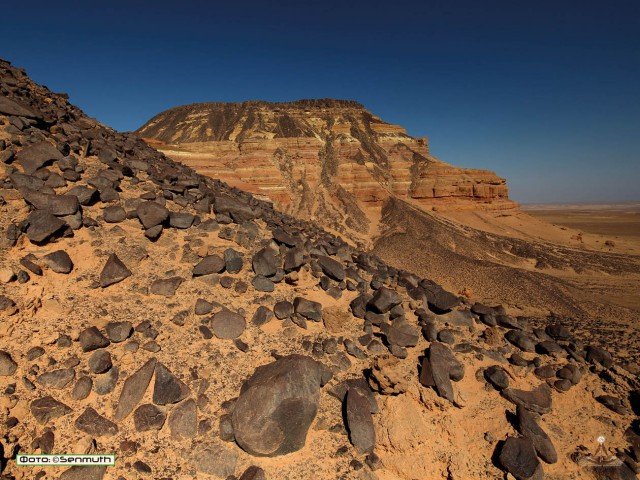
[138,99,517,242]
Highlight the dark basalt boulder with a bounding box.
[15,141,63,174]
[136,201,169,229]
[367,287,402,314]
[232,354,331,456]
[419,342,464,404]
[345,387,376,453]
[252,247,278,277]
[293,297,323,321]
[498,436,544,480]
[214,194,260,223]
[316,255,345,282]
[515,405,558,464]
[99,253,132,287]
[0,96,42,118]
[193,255,225,276]
[501,384,553,414]
[20,188,79,216]
[24,210,66,243]
[42,250,73,273]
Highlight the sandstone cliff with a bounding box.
[138,100,516,244]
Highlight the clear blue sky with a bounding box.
[2,0,639,203]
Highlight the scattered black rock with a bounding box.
[133,404,167,432]
[153,363,190,405]
[72,376,93,401]
[168,398,197,439]
[0,351,18,376]
[99,254,132,287]
[136,201,169,229]
[24,210,66,243]
[88,350,112,374]
[79,327,110,352]
[103,205,127,223]
[484,365,510,391]
[253,247,278,277]
[42,250,73,273]
[114,358,157,421]
[367,287,402,314]
[75,407,119,437]
[30,396,72,424]
[420,342,464,404]
[294,297,322,321]
[502,384,553,414]
[252,306,273,327]
[211,310,246,339]
[193,255,225,276]
[15,141,63,174]
[105,321,133,342]
[150,276,183,296]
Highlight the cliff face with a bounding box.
[138,100,516,243]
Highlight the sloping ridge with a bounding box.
[0,58,638,480]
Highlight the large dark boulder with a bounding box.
[232,355,331,456]
[316,255,345,281]
[99,254,132,287]
[345,388,376,453]
[24,210,66,243]
[498,436,544,480]
[419,342,464,404]
[501,384,553,414]
[42,250,73,274]
[367,287,402,314]
[0,96,42,118]
[293,297,322,321]
[136,201,169,229]
[193,255,225,276]
[20,188,79,216]
[15,141,63,174]
[516,405,557,463]
[214,194,260,223]
[252,247,278,277]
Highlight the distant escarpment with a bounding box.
[138,100,516,244]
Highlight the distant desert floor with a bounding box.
[523,202,640,240]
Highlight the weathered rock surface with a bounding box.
[15,141,63,174]
[193,254,225,276]
[420,342,464,403]
[0,351,17,376]
[211,310,246,339]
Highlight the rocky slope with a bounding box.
[138,100,516,245]
[1,59,639,480]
